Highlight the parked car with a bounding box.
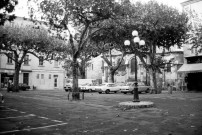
[79,84,90,92]
[64,84,89,92]
[95,83,120,94]
[7,83,30,92]
[120,82,150,94]
[117,82,133,90]
[81,84,99,92]
[18,83,30,91]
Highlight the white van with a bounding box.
[64,79,96,92]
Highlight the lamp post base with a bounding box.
[133,87,139,102]
[133,99,140,102]
[119,101,154,110]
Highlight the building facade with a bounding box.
[0,53,65,90]
[178,0,202,91]
[86,46,184,90]
[0,17,65,90]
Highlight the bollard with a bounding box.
[82,92,84,100]
[67,91,70,100]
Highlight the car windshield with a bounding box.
[138,82,144,85]
[116,83,125,86]
[126,83,132,86]
[122,83,132,86]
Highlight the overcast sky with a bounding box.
[14,0,186,18]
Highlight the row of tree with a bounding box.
[1,0,190,100]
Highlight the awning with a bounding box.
[0,69,15,74]
[178,63,202,73]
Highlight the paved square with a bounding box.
[0,90,202,135]
[0,106,67,134]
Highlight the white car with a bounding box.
[83,84,98,92]
[117,82,134,90]
[79,83,96,92]
[120,82,150,94]
[95,83,120,94]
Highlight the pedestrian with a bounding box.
[0,92,4,103]
[168,83,172,94]
[7,81,12,92]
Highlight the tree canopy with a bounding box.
[34,0,123,99]
[0,21,66,91]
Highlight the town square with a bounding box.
[0,0,202,134]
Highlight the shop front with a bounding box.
[178,63,202,91]
[0,69,15,88]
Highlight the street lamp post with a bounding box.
[124,30,145,102]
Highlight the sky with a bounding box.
[14,0,186,18]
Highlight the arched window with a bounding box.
[117,58,126,71]
[39,56,44,66]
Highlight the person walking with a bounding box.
[168,83,172,94]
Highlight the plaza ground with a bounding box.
[0,89,202,135]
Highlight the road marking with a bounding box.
[0,123,68,134]
[1,108,18,112]
[38,116,49,119]
[0,114,35,120]
[51,120,63,123]
[0,106,67,134]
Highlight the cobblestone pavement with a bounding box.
[0,90,202,135]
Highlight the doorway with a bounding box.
[54,75,58,88]
[23,73,29,85]
[187,72,202,91]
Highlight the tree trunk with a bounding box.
[108,68,115,83]
[152,71,158,94]
[72,56,80,100]
[13,62,21,92]
[151,43,158,94]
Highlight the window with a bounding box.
[39,56,44,66]
[49,74,51,79]
[117,59,125,71]
[54,60,58,67]
[53,75,58,77]
[41,74,45,84]
[167,64,171,72]
[92,64,93,70]
[37,74,39,79]
[41,74,44,79]
[7,53,13,64]
[24,55,29,65]
[187,56,202,64]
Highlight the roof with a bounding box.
[181,0,202,6]
[178,63,202,73]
